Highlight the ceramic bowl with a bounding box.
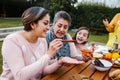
[91,59,112,71]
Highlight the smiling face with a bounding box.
[76,29,89,44]
[33,14,50,38]
[53,18,69,38]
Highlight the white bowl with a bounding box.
[91,59,112,71]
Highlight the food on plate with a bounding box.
[93,52,103,58]
[111,58,120,67]
[102,50,120,67]
[112,52,120,60]
[109,69,120,80]
[104,52,112,59]
[93,48,120,67]
[80,48,93,55]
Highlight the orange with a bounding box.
[105,52,112,59]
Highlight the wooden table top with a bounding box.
[41,60,119,80]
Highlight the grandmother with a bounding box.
[46,11,84,60]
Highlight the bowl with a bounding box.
[91,59,112,71]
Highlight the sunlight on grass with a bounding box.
[68,30,108,44]
[88,33,108,44]
[0,18,22,28]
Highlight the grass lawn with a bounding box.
[68,30,108,44]
[0,18,22,28]
[0,18,109,74]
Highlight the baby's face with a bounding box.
[76,29,89,44]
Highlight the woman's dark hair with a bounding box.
[21,6,48,31]
[72,27,90,40]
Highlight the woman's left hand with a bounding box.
[58,57,85,64]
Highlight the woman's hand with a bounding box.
[47,39,63,58]
[58,57,85,64]
[103,19,109,27]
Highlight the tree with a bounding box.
[48,0,78,28]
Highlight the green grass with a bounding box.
[0,18,108,74]
[0,18,22,28]
[68,31,108,44]
[88,33,108,44]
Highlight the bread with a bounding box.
[109,69,120,80]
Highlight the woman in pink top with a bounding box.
[0,6,64,80]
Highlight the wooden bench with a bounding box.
[90,28,104,34]
[0,13,6,17]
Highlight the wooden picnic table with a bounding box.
[41,60,119,80]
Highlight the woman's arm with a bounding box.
[43,59,62,75]
[2,37,51,80]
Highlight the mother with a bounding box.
[0,6,63,80]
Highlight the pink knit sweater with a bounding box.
[0,32,60,80]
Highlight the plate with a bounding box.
[112,64,120,68]
[95,58,120,68]
[103,59,120,68]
